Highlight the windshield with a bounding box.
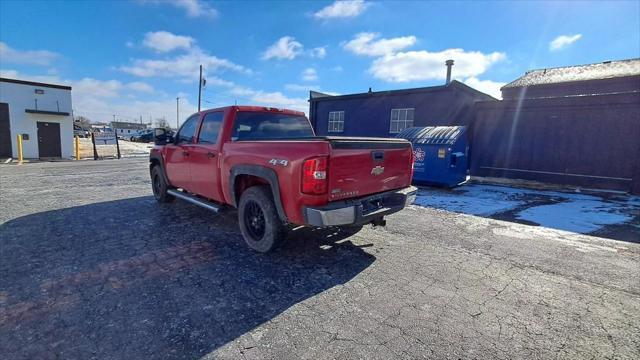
[231,112,314,141]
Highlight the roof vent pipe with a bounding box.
[445,59,454,85]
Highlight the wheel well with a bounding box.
[150,158,160,172]
[234,175,270,205]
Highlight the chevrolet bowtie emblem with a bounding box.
[371,166,385,176]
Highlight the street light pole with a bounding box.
[176,97,180,130]
[197,64,202,112]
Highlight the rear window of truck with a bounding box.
[231,112,314,141]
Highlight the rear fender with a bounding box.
[230,165,287,223]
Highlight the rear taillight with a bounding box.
[302,157,328,195]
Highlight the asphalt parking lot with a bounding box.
[1,158,639,359]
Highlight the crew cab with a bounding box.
[150,106,417,252]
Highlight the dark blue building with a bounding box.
[309,80,495,138]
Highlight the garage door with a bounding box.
[0,103,11,158]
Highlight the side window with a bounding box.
[389,108,415,134]
[176,115,199,144]
[328,111,345,133]
[198,112,224,144]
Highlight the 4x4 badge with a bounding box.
[371,166,385,176]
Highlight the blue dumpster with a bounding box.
[397,126,469,187]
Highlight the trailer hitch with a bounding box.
[371,217,386,228]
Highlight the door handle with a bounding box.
[207,152,216,159]
[182,151,189,157]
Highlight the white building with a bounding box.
[0,78,74,159]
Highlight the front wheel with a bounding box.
[238,186,286,252]
[151,166,174,203]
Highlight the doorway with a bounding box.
[37,121,62,158]
[0,103,11,158]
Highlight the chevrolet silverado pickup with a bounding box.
[150,106,417,252]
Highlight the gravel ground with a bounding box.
[1,158,639,359]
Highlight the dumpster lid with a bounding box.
[396,126,466,145]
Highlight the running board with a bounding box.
[167,189,221,213]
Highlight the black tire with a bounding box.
[238,186,287,253]
[151,166,174,203]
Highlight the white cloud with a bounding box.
[262,37,326,61]
[285,83,320,92]
[549,34,582,51]
[262,36,304,60]
[73,78,123,98]
[226,85,308,113]
[301,68,318,81]
[127,81,155,93]
[0,69,20,78]
[370,49,506,82]
[0,42,58,66]
[250,91,308,113]
[343,32,416,57]
[142,0,218,18]
[142,31,195,53]
[463,77,505,99]
[310,47,327,59]
[175,0,218,18]
[125,41,135,48]
[332,65,344,72]
[314,0,369,19]
[119,47,249,80]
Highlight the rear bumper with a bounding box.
[303,186,417,227]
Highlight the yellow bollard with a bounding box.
[74,135,80,160]
[16,134,23,164]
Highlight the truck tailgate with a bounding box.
[327,138,413,202]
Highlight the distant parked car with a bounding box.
[130,130,153,142]
[121,130,143,141]
[134,131,154,143]
[132,129,174,142]
[73,129,90,138]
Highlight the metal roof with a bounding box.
[309,80,497,102]
[502,58,640,89]
[396,126,467,145]
[0,77,72,90]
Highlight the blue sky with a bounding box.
[1,0,638,125]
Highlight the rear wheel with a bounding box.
[238,186,286,252]
[151,166,174,203]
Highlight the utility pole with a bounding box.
[198,64,203,112]
[176,97,180,129]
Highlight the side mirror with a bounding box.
[154,128,168,145]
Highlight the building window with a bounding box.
[389,108,414,133]
[328,111,345,133]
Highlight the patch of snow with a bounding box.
[516,198,636,234]
[413,183,639,235]
[413,184,527,216]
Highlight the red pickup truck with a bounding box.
[150,106,417,252]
